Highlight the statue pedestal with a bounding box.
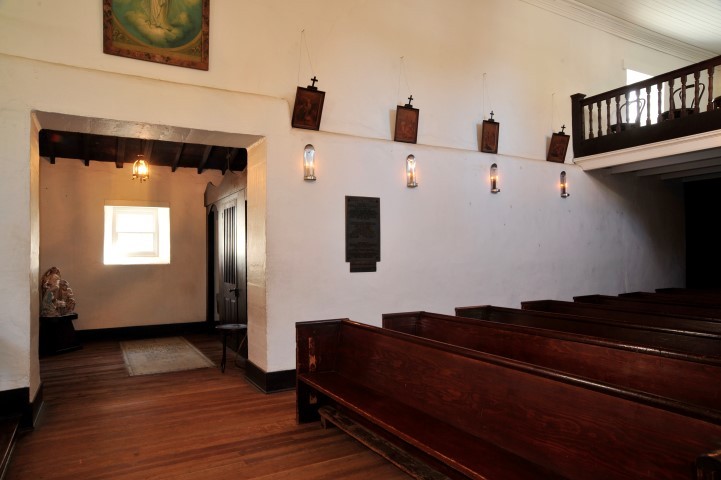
[39,313,81,356]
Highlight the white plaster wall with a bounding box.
[39,160,222,330]
[0,0,691,386]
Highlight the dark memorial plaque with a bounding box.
[345,196,380,272]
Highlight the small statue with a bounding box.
[40,267,76,316]
[56,280,75,315]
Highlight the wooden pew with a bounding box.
[297,319,721,480]
[521,299,721,332]
[621,291,721,308]
[455,305,721,358]
[383,310,721,414]
[574,294,721,319]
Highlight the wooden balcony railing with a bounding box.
[571,55,721,158]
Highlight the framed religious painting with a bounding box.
[292,82,326,130]
[103,0,210,70]
[394,104,419,144]
[547,128,570,163]
[480,118,499,154]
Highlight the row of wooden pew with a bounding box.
[296,288,721,479]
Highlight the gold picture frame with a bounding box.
[103,0,210,71]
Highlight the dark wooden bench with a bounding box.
[383,310,721,414]
[297,319,721,480]
[621,291,721,308]
[456,305,721,358]
[522,299,721,332]
[574,294,721,319]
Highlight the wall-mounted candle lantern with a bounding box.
[406,154,418,188]
[132,154,150,182]
[490,163,500,193]
[303,144,316,181]
[560,171,570,198]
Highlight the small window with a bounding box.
[104,205,170,265]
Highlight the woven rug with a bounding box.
[120,337,214,376]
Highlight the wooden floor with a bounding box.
[6,334,410,480]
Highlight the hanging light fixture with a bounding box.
[560,171,570,198]
[490,163,500,193]
[406,154,418,188]
[132,154,150,182]
[303,144,316,181]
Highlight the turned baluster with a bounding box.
[605,99,611,135]
[624,92,630,127]
[615,95,621,133]
[668,79,675,120]
[635,89,641,124]
[657,83,663,123]
[680,75,688,117]
[645,86,651,126]
[693,71,701,114]
[708,67,715,112]
[588,103,594,139]
[597,100,602,137]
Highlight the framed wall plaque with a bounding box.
[292,83,325,130]
[345,196,380,273]
[394,104,419,144]
[103,0,210,70]
[480,119,499,154]
[547,129,570,163]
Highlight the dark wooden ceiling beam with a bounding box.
[82,134,90,166]
[115,138,126,168]
[198,145,213,174]
[171,143,185,172]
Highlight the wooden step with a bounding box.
[0,416,20,480]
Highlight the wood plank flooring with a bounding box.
[6,334,410,480]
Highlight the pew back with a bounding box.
[574,294,721,319]
[455,304,721,357]
[521,299,721,332]
[383,310,721,414]
[297,319,721,480]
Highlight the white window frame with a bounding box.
[103,203,170,265]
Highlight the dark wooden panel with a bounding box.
[457,305,721,357]
[299,320,721,480]
[574,294,721,319]
[521,299,721,331]
[384,311,721,415]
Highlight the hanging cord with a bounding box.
[397,56,413,103]
[297,29,316,85]
[483,72,492,119]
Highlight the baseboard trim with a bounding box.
[0,383,43,430]
[77,321,210,342]
[245,361,295,394]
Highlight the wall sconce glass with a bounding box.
[406,154,418,188]
[490,163,500,193]
[303,144,316,181]
[560,171,570,198]
[132,154,150,182]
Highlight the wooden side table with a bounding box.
[39,313,81,356]
[215,323,247,373]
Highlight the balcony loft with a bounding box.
[571,55,721,182]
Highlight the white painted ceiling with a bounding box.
[575,0,721,55]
